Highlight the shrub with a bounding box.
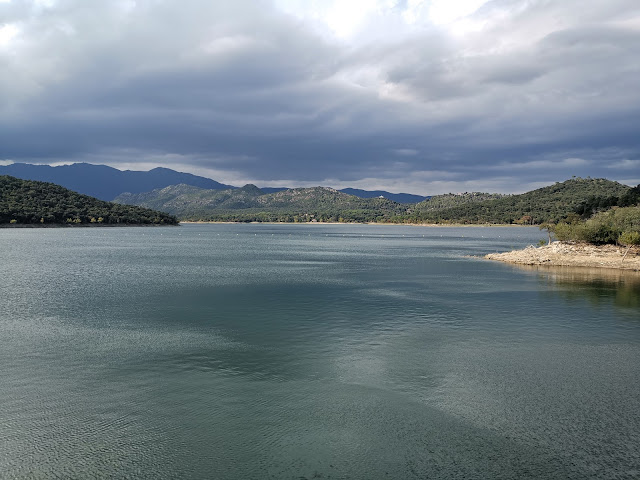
[549,206,639,245]
[619,231,640,247]
[578,222,619,244]
[553,222,576,242]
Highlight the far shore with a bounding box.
[485,242,640,272]
[179,220,534,227]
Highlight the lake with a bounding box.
[1,224,639,479]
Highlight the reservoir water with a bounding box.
[1,224,639,479]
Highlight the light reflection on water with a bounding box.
[0,224,639,479]
[514,264,640,310]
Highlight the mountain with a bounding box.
[6,163,631,225]
[0,175,178,225]
[1,162,427,203]
[338,188,427,204]
[402,178,632,224]
[252,187,426,203]
[413,192,506,211]
[115,185,407,222]
[255,186,403,212]
[0,163,234,201]
[115,184,266,217]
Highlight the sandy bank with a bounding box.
[485,242,640,271]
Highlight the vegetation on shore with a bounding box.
[0,176,178,225]
[488,201,640,271]
[542,205,640,256]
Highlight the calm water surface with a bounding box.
[1,224,639,479]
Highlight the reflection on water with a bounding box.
[513,265,640,310]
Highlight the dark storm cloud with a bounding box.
[0,0,639,193]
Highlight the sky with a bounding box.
[1,0,639,194]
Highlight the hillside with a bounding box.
[413,192,506,211]
[400,178,631,224]
[0,163,234,201]
[0,176,178,225]
[115,184,265,217]
[116,185,407,222]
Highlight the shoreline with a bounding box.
[485,242,640,272]
[0,223,177,228]
[179,220,533,227]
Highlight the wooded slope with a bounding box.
[0,175,178,225]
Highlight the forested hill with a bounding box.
[400,178,632,224]
[115,184,266,217]
[414,192,506,211]
[115,185,407,222]
[0,176,178,225]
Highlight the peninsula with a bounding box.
[486,203,640,271]
[486,242,640,272]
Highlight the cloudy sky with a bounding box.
[1,0,639,194]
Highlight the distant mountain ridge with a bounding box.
[0,163,428,203]
[0,163,234,201]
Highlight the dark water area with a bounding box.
[1,224,639,479]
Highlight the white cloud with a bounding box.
[0,24,19,48]
[428,0,488,26]
[606,159,640,169]
[392,148,419,156]
[201,35,259,56]
[494,158,592,170]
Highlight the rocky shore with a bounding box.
[485,241,640,271]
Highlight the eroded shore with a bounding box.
[485,242,640,271]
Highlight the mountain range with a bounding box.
[113,177,636,224]
[1,161,636,225]
[0,163,427,203]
